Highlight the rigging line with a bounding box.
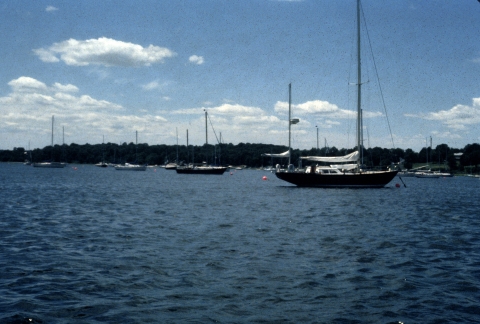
[206,112,221,145]
[360,2,396,149]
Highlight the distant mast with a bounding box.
[288,84,292,165]
[287,83,299,166]
[51,115,54,147]
[176,127,179,163]
[204,110,208,145]
[356,0,363,166]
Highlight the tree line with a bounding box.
[1,142,480,173]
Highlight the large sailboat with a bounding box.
[32,116,67,168]
[275,0,398,188]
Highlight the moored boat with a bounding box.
[115,131,146,171]
[274,1,398,188]
[176,110,227,175]
[33,116,67,168]
[176,165,227,175]
[114,163,147,171]
[33,161,67,168]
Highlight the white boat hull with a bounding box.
[32,162,67,168]
[114,163,147,171]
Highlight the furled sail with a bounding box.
[330,164,358,171]
[261,150,290,158]
[300,151,359,163]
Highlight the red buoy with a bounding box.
[262,176,267,181]
[395,183,400,188]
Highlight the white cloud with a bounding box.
[233,115,281,124]
[189,55,204,65]
[431,131,462,140]
[0,76,173,148]
[406,98,480,130]
[34,48,60,63]
[34,37,176,67]
[171,103,266,119]
[53,82,79,93]
[208,103,264,116]
[46,6,58,12]
[322,120,341,128]
[7,77,80,95]
[274,99,381,119]
[8,77,48,92]
[8,76,473,152]
[142,81,161,91]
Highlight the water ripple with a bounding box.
[1,164,480,323]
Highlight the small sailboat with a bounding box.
[32,116,67,168]
[114,131,147,171]
[95,135,108,167]
[165,128,179,170]
[24,141,32,165]
[274,1,398,188]
[176,110,227,175]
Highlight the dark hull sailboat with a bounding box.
[176,110,227,175]
[274,0,398,188]
[276,170,397,188]
[33,161,67,168]
[176,166,227,175]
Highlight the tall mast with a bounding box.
[356,0,363,165]
[288,83,292,165]
[51,115,54,147]
[287,83,299,166]
[426,137,428,164]
[204,110,208,145]
[430,136,433,163]
[176,127,179,163]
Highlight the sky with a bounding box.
[0,0,479,152]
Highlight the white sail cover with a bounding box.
[261,150,290,158]
[300,151,359,163]
[330,163,358,171]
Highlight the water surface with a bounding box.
[1,163,479,323]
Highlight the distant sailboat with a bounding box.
[95,135,108,167]
[114,131,147,171]
[176,110,227,175]
[24,141,32,165]
[274,1,398,188]
[32,116,67,168]
[415,137,440,178]
[165,128,179,170]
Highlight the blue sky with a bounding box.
[1,0,479,152]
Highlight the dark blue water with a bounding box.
[1,163,479,323]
